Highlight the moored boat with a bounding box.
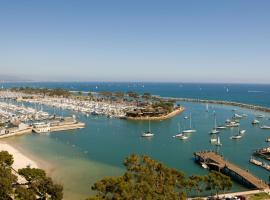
[260,125,270,129]
[215,136,222,146]
[252,119,260,125]
[142,120,154,137]
[182,113,197,133]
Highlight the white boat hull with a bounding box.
[182,129,196,133]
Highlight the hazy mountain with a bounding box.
[0,74,32,82]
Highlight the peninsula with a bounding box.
[1,88,184,121]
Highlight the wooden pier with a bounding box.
[194,151,269,190]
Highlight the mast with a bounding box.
[190,113,192,129]
[214,114,217,129]
[148,120,151,132]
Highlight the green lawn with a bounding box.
[248,193,270,200]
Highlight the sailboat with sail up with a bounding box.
[209,114,220,134]
[182,113,197,133]
[174,123,189,140]
[142,120,154,137]
[215,136,222,146]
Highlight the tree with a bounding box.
[204,171,232,196]
[0,151,14,167]
[0,151,63,200]
[142,92,151,100]
[0,166,17,199]
[18,167,46,183]
[114,92,124,99]
[88,92,93,97]
[127,91,139,99]
[15,186,36,200]
[186,175,205,196]
[88,154,187,200]
[0,151,17,200]
[19,167,63,200]
[99,91,113,99]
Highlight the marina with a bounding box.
[0,90,184,121]
[253,147,270,161]
[0,93,86,138]
[249,157,270,171]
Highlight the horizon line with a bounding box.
[1,80,270,85]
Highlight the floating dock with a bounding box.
[253,147,270,161]
[194,151,269,189]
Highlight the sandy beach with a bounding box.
[0,141,40,184]
[0,142,38,170]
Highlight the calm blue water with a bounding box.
[2,82,270,200]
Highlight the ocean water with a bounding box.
[2,82,270,200]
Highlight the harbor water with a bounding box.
[1,82,270,199]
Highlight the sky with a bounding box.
[0,0,270,83]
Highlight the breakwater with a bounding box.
[163,97,270,113]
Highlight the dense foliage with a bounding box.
[10,87,71,97]
[87,154,232,200]
[0,151,63,200]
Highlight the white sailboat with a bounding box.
[209,114,220,134]
[174,123,189,140]
[256,114,265,118]
[239,129,246,134]
[260,125,270,129]
[206,104,209,112]
[231,134,242,139]
[175,133,189,140]
[182,113,196,133]
[215,136,222,146]
[210,134,218,144]
[142,120,154,137]
[252,119,260,125]
[216,125,227,130]
[231,127,245,139]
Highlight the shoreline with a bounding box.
[0,141,38,170]
[0,140,55,181]
[126,107,185,121]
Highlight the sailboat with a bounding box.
[230,127,245,139]
[239,129,246,134]
[182,113,197,133]
[260,125,270,129]
[142,120,154,137]
[174,123,189,140]
[210,134,218,144]
[215,136,222,146]
[252,119,260,125]
[206,104,209,112]
[209,114,220,134]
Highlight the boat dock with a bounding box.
[254,147,270,161]
[194,151,269,189]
